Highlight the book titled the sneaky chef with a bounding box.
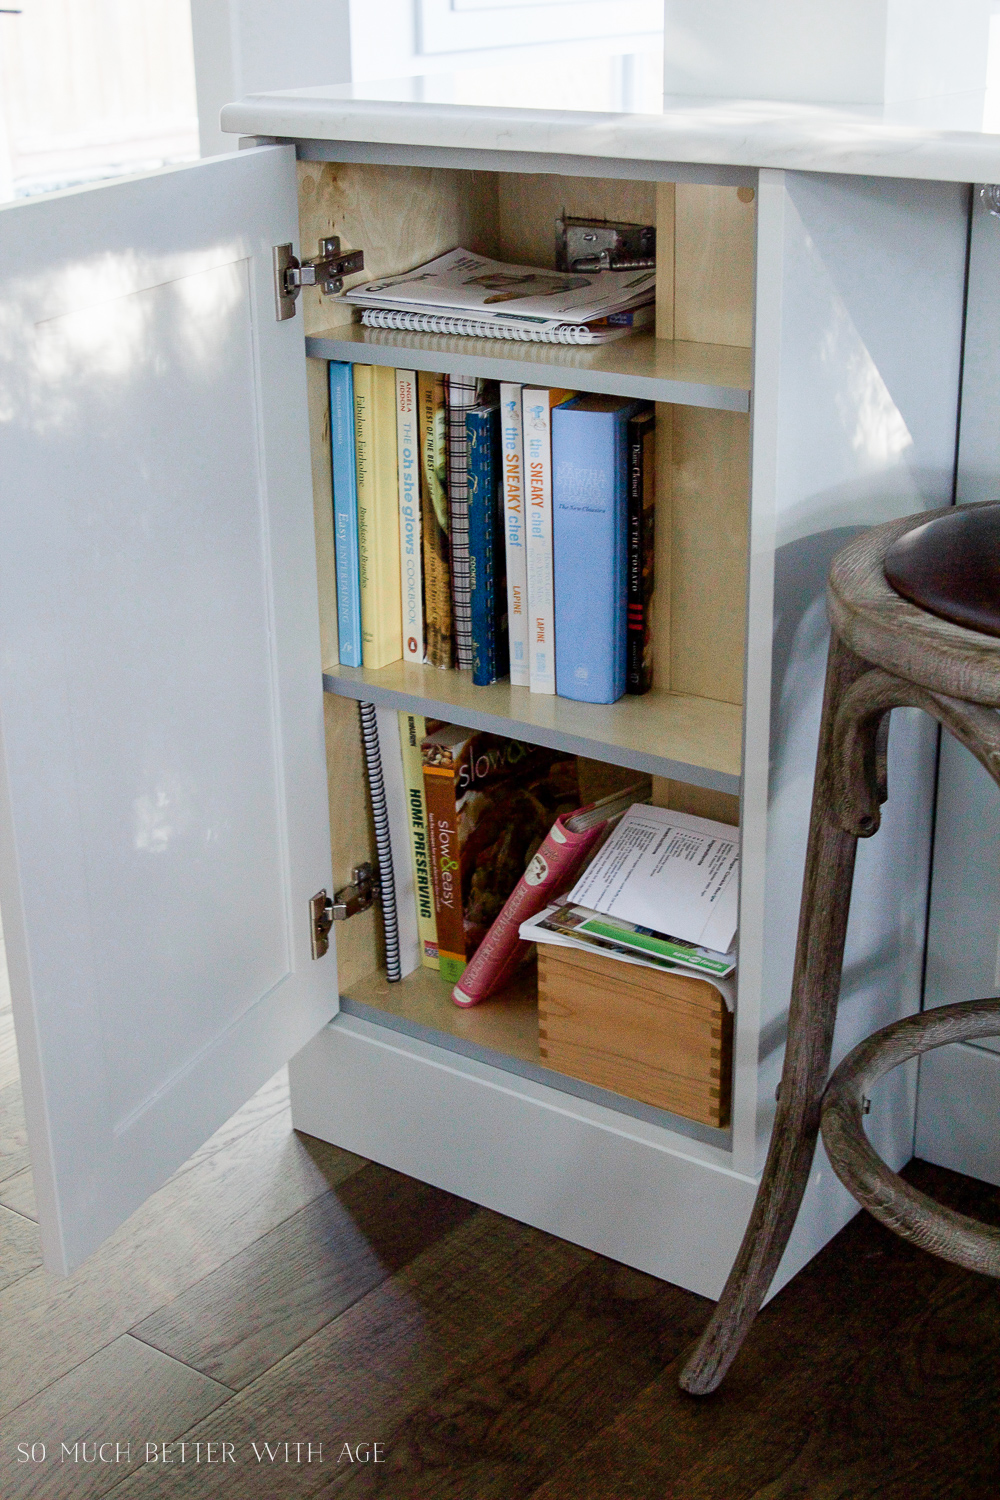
[421,724,578,983]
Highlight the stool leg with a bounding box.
[679,633,868,1395]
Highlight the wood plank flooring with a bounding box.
[0,1338,232,1500]
[1,994,998,1499]
[130,1165,479,1390]
[0,1079,30,1190]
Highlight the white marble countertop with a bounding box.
[221,56,1000,184]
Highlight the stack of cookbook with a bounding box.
[344,247,656,346]
[331,361,658,702]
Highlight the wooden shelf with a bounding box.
[305,324,751,413]
[343,965,541,1066]
[324,660,742,793]
[338,964,731,1146]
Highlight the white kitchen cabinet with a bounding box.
[0,74,978,1294]
[915,183,1000,1189]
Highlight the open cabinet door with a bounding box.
[0,145,340,1274]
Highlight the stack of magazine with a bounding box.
[344,248,656,346]
[519,803,738,1010]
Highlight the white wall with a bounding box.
[662,0,992,110]
[191,0,662,155]
[190,0,352,156]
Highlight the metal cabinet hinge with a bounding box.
[273,237,365,320]
[310,890,335,959]
[555,214,655,273]
[332,862,380,922]
[309,863,380,956]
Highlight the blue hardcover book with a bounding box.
[466,403,509,687]
[552,394,643,704]
[329,361,363,668]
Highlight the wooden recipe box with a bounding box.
[537,945,733,1128]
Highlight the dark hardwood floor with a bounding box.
[1,995,998,1499]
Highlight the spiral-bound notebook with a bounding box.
[359,308,650,345]
[364,704,421,982]
[348,247,655,345]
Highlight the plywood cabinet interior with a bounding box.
[297,159,752,1121]
[302,166,752,708]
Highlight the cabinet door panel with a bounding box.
[0,146,339,1274]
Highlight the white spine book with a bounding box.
[395,369,423,662]
[499,382,528,687]
[523,388,558,694]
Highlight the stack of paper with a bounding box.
[345,248,656,345]
[520,804,740,1005]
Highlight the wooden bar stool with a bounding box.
[680,501,1000,1397]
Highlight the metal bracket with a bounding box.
[273,237,365,320]
[332,862,380,922]
[310,890,335,960]
[555,214,655,273]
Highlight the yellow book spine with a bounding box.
[354,364,402,668]
[398,712,439,969]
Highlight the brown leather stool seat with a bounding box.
[885,499,1000,638]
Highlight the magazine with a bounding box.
[345,247,656,331]
[519,903,735,1010]
[537,901,734,977]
